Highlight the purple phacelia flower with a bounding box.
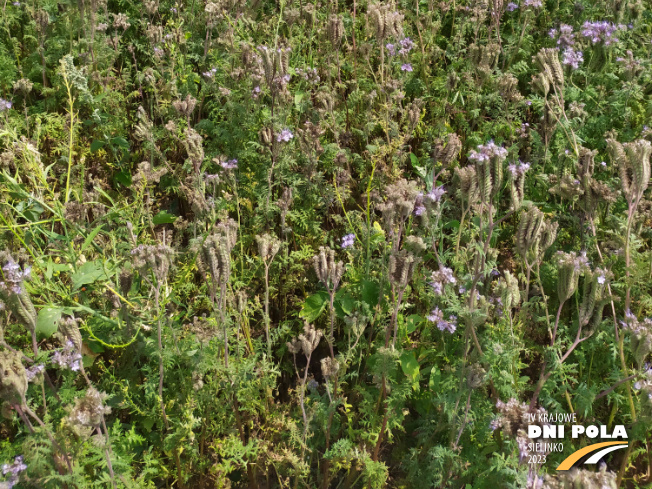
[427,307,457,333]
[401,63,413,72]
[427,185,446,202]
[341,233,355,249]
[51,340,82,372]
[277,129,294,142]
[220,159,238,170]
[562,48,583,69]
[506,2,518,10]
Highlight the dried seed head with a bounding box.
[388,250,418,287]
[534,48,564,89]
[434,133,462,166]
[327,15,345,47]
[172,94,197,118]
[320,356,340,378]
[131,243,175,285]
[455,166,480,206]
[0,350,27,405]
[66,388,111,436]
[312,247,344,292]
[298,321,323,357]
[256,233,281,262]
[59,315,83,353]
[367,4,403,40]
[183,127,205,173]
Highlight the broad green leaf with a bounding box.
[335,290,355,318]
[299,290,329,322]
[90,140,105,152]
[406,314,422,334]
[153,211,177,225]
[400,351,420,389]
[36,306,62,339]
[361,280,380,309]
[71,261,108,290]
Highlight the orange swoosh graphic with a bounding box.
[556,441,628,470]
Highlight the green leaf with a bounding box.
[153,211,177,225]
[36,306,62,339]
[81,225,103,253]
[429,365,441,391]
[400,351,420,390]
[361,280,380,309]
[71,261,108,291]
[406,314,422,334]
[90,140,105,152]
[300,290,329,322]
[335,290,355,318]
[111,136,130,149]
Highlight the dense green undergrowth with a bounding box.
[1,0,652,487]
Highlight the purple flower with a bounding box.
[26,364,44,382]
[51,340,82,372]
[203,68,217,78]
[507,160,531,178]
[385,43,396,56]
[220,159,238,170]
[522,0,542,7]
[427,185,446,202]
[12,1,19,6]
[468,140,508,163]
[562,48,583,69]
[427,307,457,333]
[525,99,532,106]
[429,266,456,295]
[170,7,177,13]
[550,24,575,48]
[277,129,294,142]
[401,63,413,72]
[506,2,518,10]
[0,98,12,111]
[154,47,164,56]
[581,21,624,45]
[341,233,355,249]
[398,37,415,55]
[2,455,27,488]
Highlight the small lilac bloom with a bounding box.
[522,0,542,7]
[385,43,396,56]
[398,37,415,55]
[0,99,12,111]
[562,48,583,69]
[221,159,238,170]
[597,275,606,284]
[277,129,294,142]
[506,2,518,10]
[401,63,413,72]
[427,185,446,202]
[341,233,355,249]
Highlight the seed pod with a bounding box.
[59,316,83,353]
[298,321,322,356]
[456,166,479,206]
[327,15,344,47]
[388,250,417,288]
[320,356,340,378]
[516,206,544,260]
[435,133,462,166]
[0,350,27,405]
[312,247,344,291]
